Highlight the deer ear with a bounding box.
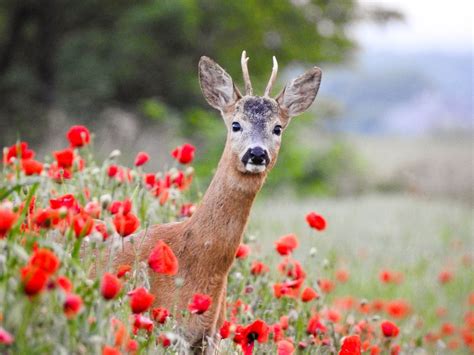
[199,56,241,111]
[276,67,322,117]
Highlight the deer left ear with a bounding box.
[199,56,241,111]
[276,67,322,118]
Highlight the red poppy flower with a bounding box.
[110,318,128,347]
[109,199,132,215]
[144,173,156,188]
[4,142,35,164]
[107,165,119,177]
[33,208,61,229]
[339,335,361,355]
[148,240,178,275]
[236,244,251,259]
[220,320,232,339]
[381,320,399,337]
[152,307,170,324]
[134,152,150,167]
[277,339,294,355]
[95,223,108,241]
[101,273,122,300]
[73,212,94,238]
[298,341,308,350]
[67,125,90,148]
[54,148,75,169]
[273,278,304,299]
[390,344,401,355]
[306,212,326,231]
[102,346,120,355]
[170,170,193,191]
[48,164,72,182]
[180,203,195,217]
[461,327,474,348]
[21,265,48,295]
[325,308,341,323]
[447,339,460,350]
[307,314,327,335]
[171,143,195,164]
[50,194,76,210]
[318,278,335,293]
[276,317,288,332]
[158,334,171,347]
[386,299,411,319]
[440,322,456,336]
[335,269,350,283]
[278,258,306,280]
[188,293,212,314]
[234,319,270,355]
[0,207,18,238]
[56,275,72,293]
[116,167,133,183]
[113,212,140,237]
[367,344,381,355]
[438,270,454,284]
[128,287,155,314]
[83,201,100,219]
[158,188,169,205]
[0,327,14,345]
[301,287,319,302]
[127,340,138,352]
[379,269,403,284]
[132,314,154,333]
[29,248,60,274]
[21,159,43,175]
[64,293,83,318]
[116,264,132,278]
[368,299,384,313]
[275,234,299,256]
[251,261,269,275]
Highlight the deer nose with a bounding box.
[249,147,268,165]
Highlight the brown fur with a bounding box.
[110,52,322,352]
[112,139,266,351]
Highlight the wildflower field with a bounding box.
[0,125,473,354]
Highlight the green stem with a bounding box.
[16,298,35,353]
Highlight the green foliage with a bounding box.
[0,0,401,190]
[268,137,367,196]
[0,0,371,142]
[139,98,168,122]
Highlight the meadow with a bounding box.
[0,125,472,354]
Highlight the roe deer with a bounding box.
[112,51,322,352]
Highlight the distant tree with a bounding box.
[0,0,401,143]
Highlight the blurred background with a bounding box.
[0,0,472,203]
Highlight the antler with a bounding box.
[241,50,253,96]
[264,56,278,97]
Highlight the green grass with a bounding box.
[249,193,473,321]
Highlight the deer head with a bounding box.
[199,51,322,174]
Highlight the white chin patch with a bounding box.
[245,163,266,173]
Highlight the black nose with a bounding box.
[249,147,268,165]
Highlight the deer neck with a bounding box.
[187,142,266,259]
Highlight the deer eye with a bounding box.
[232,122,242,132]
[273,125,282,136]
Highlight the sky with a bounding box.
[355,0,473,53]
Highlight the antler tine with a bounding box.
[264,56,278,97]
[241,50,253,96]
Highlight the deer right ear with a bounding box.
[199,56,241,111]
[276,67,322,118]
